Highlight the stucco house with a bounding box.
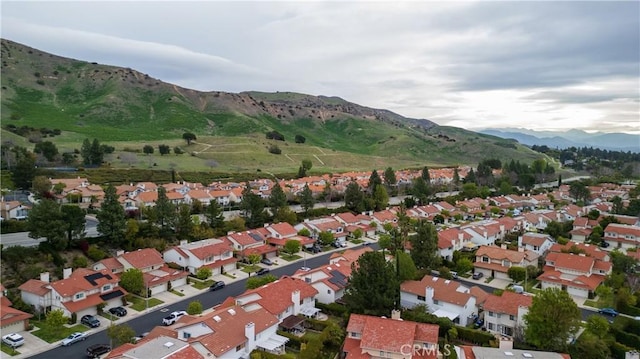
[482,291,532,337]
[163,238,237,276]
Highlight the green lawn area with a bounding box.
[584,299,601,308]
[170,289,185,297]
[280,254,302,262]
[190,278,214,290]
[484,277,494,283]
[129,296,164,312]
[241,265,261,274]
[31,320,88,343]
[0,343,20,356]
[99,312,119,321]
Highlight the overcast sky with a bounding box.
[2,1,639,134]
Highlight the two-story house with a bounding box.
[295,217,347,245]
[163,238,237,276]
[482,291,532,337]
[0,284,33,333]
[438,227,474,261]
[603,223,640,251]
[462,222,504,247]
[266,222,315,249]
[19,268,126,318]
[225,229,278,261]
[538,251,612,300]
[400,275,487,325]
[291,262,352,304]
[518,232,554,256]
[0,200,30,220]
[93,248,188,296]
[233,276,319,332]
[473,245,537,281]
[343,311,440,359]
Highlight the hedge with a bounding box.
[305,317,329,331]
[456,326,495,346]
[611,328,640,350]
[276,330,303,350]
[618,302,640,316]
[609,342,633,359]
[315,301,349,317]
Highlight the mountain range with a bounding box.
[0,38,545,172]
[479,128,639,153]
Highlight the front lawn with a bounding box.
[0,343,20,356]
[584,299,601,308]
[280,254,302,262]
[241,265,261,274]
[170,289,185,297]
[31,320,88,343]
[99,312,119,321]
[190,278,214,290]
[129,296,164,312]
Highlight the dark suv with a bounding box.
[108,306,127,317]
[81,315,101,328]
[86,343,111,358]
[209,281,225,291]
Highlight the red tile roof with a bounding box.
[476,246,525,263]
[347,314,438,355]
[50,268,118,297]
[236,276,318,316]
[0,304,33,327]
[268,222,297,237]
[401,275,475,306]
[121,248,164,269]
[483,291,532,316]
[18,279,51,296]
[546,252,594,273]
[537,270,605,291]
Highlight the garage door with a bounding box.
[1,321,26,334]
[150,284,166,295]
[171,278,187,289]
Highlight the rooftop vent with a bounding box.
[227,309,236,315]
[164,342,175,348]
[504,352,514,356]
[522,354,533,358]
[213,315,221,322]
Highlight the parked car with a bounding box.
[86,343,111,358]
[599,241,610,248]
[162,310,187,326]
[512,285,524,294]
[209,281,226,291]
[81,314,101,328]
[256,268,270,276]
[132,332,150,343]
[61,332,87,346]
[260,258,273,266]
[450,271,458,279]
[598,308,618,317]
[2,333,24,348]
[472,272,484,280]
[108,306,127,317]
[307,245,322,253]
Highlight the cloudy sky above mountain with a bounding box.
[2,1,639,134]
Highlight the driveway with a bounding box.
[0,329,51,359]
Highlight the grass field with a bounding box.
[129,297,164,312]
[31,320,88,343]
[0,343,20,356]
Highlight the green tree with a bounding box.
[395,250,417,281]
[186,300,203,315]
[31,175,52,198]
[27,199,67,250]
[298,228,311,237]
[568,332,610,359]
[275,207,298,225]
[61,205,86,247]
[373,185,389,211]
[569,181,591,204]
[595,285,614,308]
[410,220,441,270]
[368,169,382,193]
[421,166,431,183]
[205,200,225,234]
[97,185,126,245]
[153,187,175,233]
[344,251,400,316]
[246,253,261,265]
[119,268,144,296]
[344,182,364,213]
[455,258,474,274]
[524,287,581,351]
[246,274,277,289]
[182,132,196,145]
[299,183,315,215]
[411,177,430,205]
[81,138,92,165]
[33,141,59,162]
[107,324,136,348]
[196,267,212,280]
[90,139,104,165]
[294,134,306,144]
[174,203,194,240]
[12,147,36,189]
[158,144,171,156]
[283,239,301,255]
[383,167,397,188]
[143,145,154,155]
[584,315,609,339]
[46,309,67,327]
[240,187,266,228]
[507,266,527,282]
[318,231,335,246]
[268,181,288,219]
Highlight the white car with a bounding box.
[61,332,87,346]
[162,310,187,326]
[2,333,24,348]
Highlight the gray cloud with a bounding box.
[1,1,638,134]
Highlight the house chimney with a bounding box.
[518,247,524,253]
[292,290,301,315]
[40,272,50,283]
[116,250,125,257]
[391,309,401,321]
[179,240,188,246]
[426,287,435,307]
[501,243,507,250]
[244,322,256,353]
[63,268,72,279]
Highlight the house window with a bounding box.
[502,260,511,267]
[482,256,489,263]
[417,295,426,301]
[75,293,84,300]
[509,315,515,320]
[488,311,494,317]
[488,323,495,330]
[433,300,439,305]
[236,343,245,351]
[327,289,331,294]
[497,313,502,318]
[102,285,111,291]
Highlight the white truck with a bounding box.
[162,310,187,326]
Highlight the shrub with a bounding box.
[268,144,281,154]
[72,255,88,269]
[276,330,303,350]
[456,326,494,346]
[69,312,77,324]
[87,245,107,261]
[196,267,212,280]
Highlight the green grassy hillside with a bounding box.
[1,38,544,173]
